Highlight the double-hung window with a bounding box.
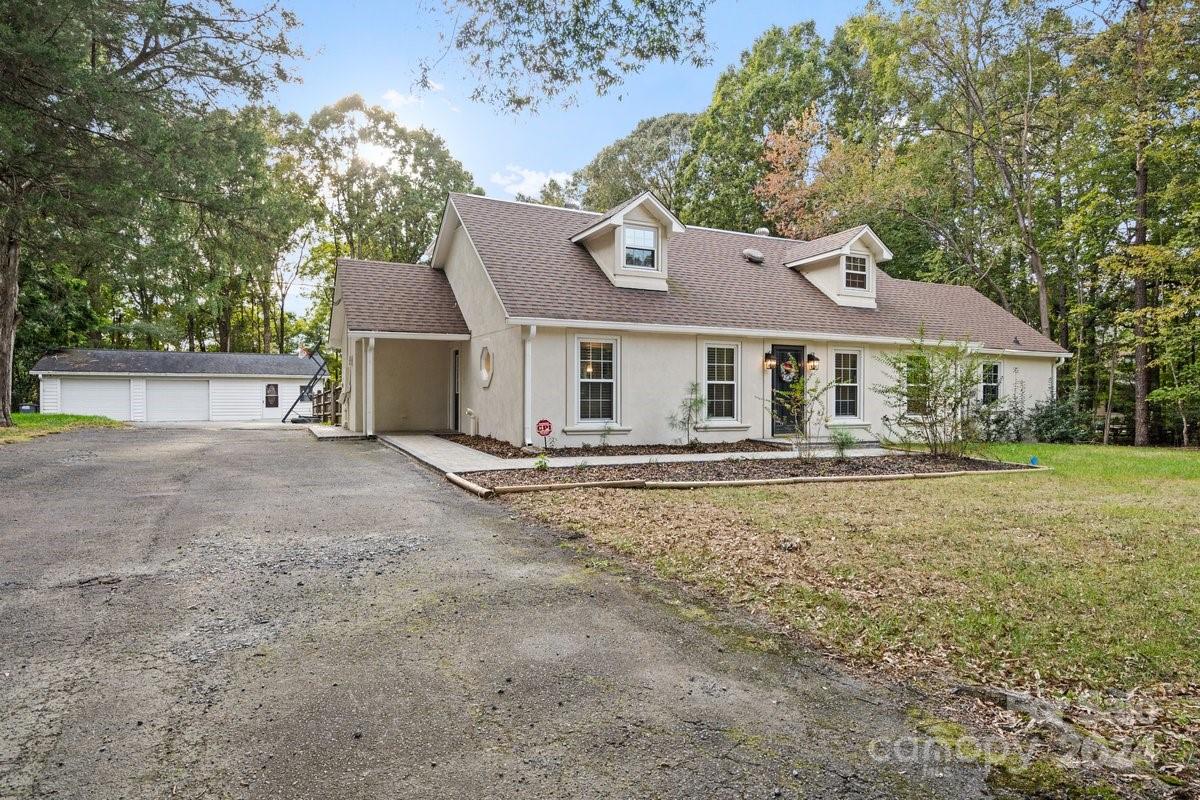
[578,339,616,422]
[844,255,868,290]
[981,362,1001,405]
[905,355,930,415]
[833,350,861,418]
[705,345,737,419]
[624,226,658,271]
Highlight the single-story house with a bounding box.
[330,191,1069,446]
[32,349,320,422]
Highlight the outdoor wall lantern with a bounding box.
[763,352,778,371]
[805,353,821,372]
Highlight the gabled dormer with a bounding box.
[782,225,892,309]
[570,191,686,292]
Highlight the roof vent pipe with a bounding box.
[753,227,770,236]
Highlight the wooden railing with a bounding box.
[312,386,342,425]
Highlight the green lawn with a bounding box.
[0,412,126,444]
[508,444,1199,780]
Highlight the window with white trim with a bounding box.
[578,339,616,422]
[833,350,861,418]
[705,345,737,419]
[905,355,930,415]
[981,362,1001,405]
[844,255,868,290]
[623,225,658,271]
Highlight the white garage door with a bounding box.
[146,379,210,421]
[59,378,131,421]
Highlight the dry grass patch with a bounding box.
[507,444,1200,786]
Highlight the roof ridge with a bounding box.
[449,191,601,217]
[337,257,428,268]
[56,347,297,356]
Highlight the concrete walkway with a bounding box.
[308,424,368,440]
[377,432,889,473]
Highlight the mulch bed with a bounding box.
[440,433,787,459]
[463,454,1032,488]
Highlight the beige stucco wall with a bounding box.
[371,339,456,431]
[438,217,523,442]
[522,327,1059,447]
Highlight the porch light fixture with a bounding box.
[805,353,820,372]
[763,352,778,371]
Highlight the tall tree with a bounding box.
[573,113,696,212]
[417,0,714,111]
[677,23,829,232]
[294,95,480,264]
[0,0,298,424]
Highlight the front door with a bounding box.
[770,345,806,436]
[451,349,461,431]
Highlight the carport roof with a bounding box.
[32,349,321,377]
[335,258,470,336]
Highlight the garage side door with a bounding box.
[146,379,210,421]
[209,379,263,421]
[59,378,131,421]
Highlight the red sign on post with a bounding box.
[536,419,553,438]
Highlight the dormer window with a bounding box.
[844,255,868,290]
[623,225,658,271]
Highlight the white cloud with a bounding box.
[382,88,421,108]
[490,164,571,197]
[426,80,445,92]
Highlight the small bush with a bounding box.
[533,453,549,471]
[827,427,857,458]
[1028,394,1092,443]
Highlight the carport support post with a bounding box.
[523,324,536,445]
[366,336,376,437]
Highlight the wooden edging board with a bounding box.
[447,463,1049,497]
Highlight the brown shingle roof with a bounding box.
[449,193,1067,354]
[336,258,468,335]
[783,225,870,263]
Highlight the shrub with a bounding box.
[1028,394,1092,443]
[533,453,549,471]
[667,381,706,447]
[875,336,985,457]
[827,427,857,458]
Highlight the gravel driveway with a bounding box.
[0,427,993,799]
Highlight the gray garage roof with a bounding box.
[32,349,321,377]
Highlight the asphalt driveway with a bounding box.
[0,427,993,799]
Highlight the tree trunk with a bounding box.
[1131,0,1151,447]
[0,230,20,426]
[1104,337,1117,446]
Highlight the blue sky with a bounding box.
[269,1,863,199]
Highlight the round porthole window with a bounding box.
[479,347,493,387]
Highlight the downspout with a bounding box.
[523,325,537,445]
[366,336,376,437]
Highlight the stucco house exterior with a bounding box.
[329,191,1069,446]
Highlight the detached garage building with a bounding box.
[32,349,320,422]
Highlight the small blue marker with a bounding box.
[1030,455,1039,466]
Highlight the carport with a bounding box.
[330,258,470,436]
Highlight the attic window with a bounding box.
[844,255,868,290]
[623,225,657,271]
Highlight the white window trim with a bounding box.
[981,360,1003,404]
[621,224,660,273]
[841,254,872,294]
[702,341,740,422]
[573,335,620,426]
[830,348,864,421]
